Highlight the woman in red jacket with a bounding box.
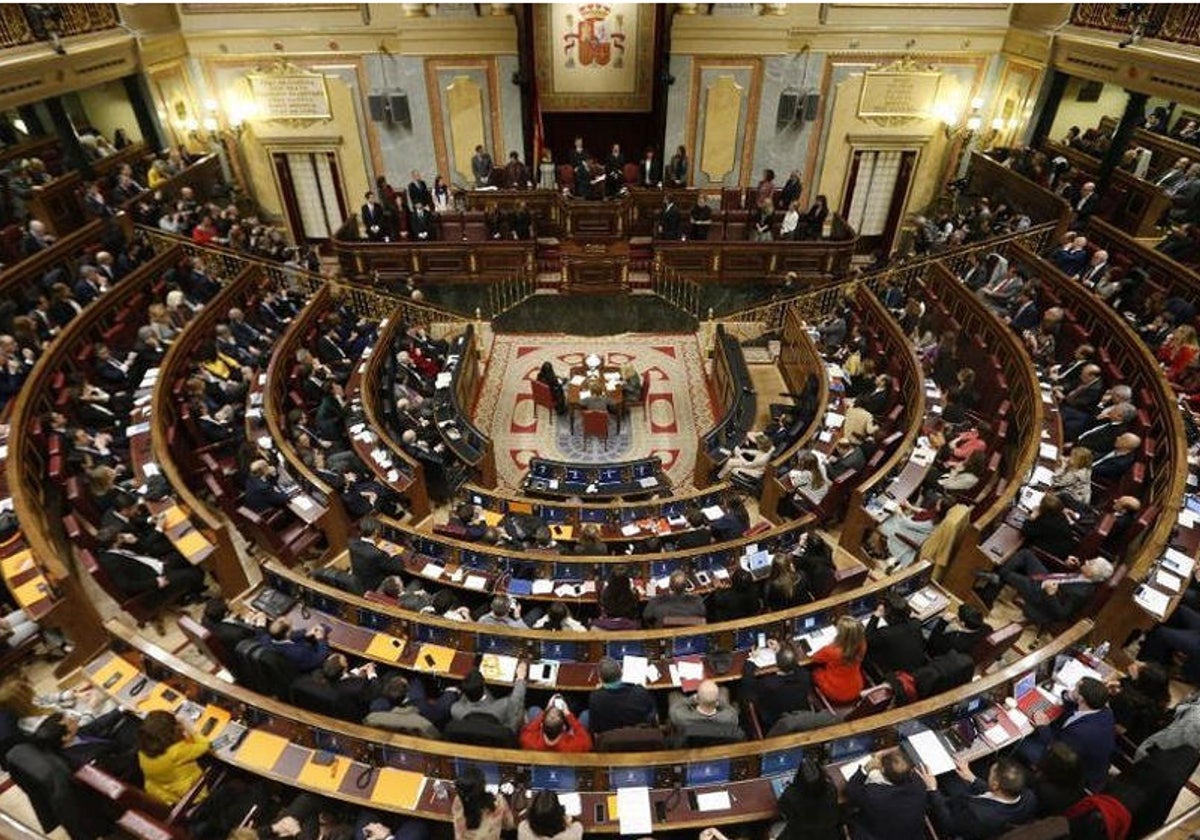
[1158,324,1200,381]
[811,616,867,704]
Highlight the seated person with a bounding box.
[867,494,948,572]
[707,568,760,622]
[709,497,750,541]
[926,604,991,657]
[845,750,928,840]
[787,451,830,506]
[716,433,773,482]
[244,458,290,513]
[519,697,593,752]
[919,757,1037,839]
[535,361,566,414]
[596,570,640,626]
[1020,677,1116,791]
[642,570,705,627]
[96,525,207,610]
[667,679,740,731]
[587,656,657,734]
[292,653,379,722]
[450,663,528,733]
[261,617,330,673]
[363,675,443,738]
[740,642,814,733]
[1139,603,1200,686]
[136,709,210,807]
[620,363,642,402]
[1020,492,1077,559]
[865,593,929,674]
[1107,661,1171,744]
[975,551,1113,625]
[349,517,407,592]
[810,616,866,705]
[201,597,263,652]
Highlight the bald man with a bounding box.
[668,679,739,729]
[1090,432,1142,481]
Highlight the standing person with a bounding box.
[802,195,829,239]
[809,616,866,705]
[361,191,387,241]
[666,145,689,188]
[505,151,528,189]
[375,175,403,238]
[538,149,556,190]
[756,168,777,208]
[432,176,453,214]
[638,146,662,187]
[689,194,713,240]
[604,143,625,196]
[452,764,514,840]
[658,194,681,240]
[471,145,493,187]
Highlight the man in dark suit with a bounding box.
[505,151,528,188]
[976,549,1113,625]
[587,656,657,734]
[202,597,261,653]
[1057,364,1105,438]
[1091,432,1141,480]
[604,143,625,196]
[1073,181,1100,221]
[92,344,133,393]
[244,459,291,512]
[73,266,104,306]
[845,751,928,840]
[658,195,681,240]
[1073,401,1136,453]
[1007,291,1040,333]
[638,147,663,187]
[778,170,803,210]
[21,219,54,256]
[361,191,387,241]
[574,155,595,200]
[406,170,431,210]
[674,509,713,549]
[96,525,206,609]
[292,653,378,722]
[102,493,177,559]
[921,757,1037,839]
[349,517,407,592]
[864,594,929,674]
[1076,249,1109,284]
[409,204,434,241]
[471,145,493,187]
[1050,235,1090,275]
[1021,677,1116,790]
[739,643,813,733]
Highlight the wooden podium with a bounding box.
[560,241,630,295]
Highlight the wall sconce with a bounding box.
[941,96,986,140]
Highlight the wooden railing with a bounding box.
[1097,115,1200,184]
[1042,139,1171,238]
[0,3,119,49]
[1084,216,1200,307]
[695,324,756,487]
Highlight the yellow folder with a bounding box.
[174,530,212,560]
[235,730,289,771]
[297,753,351,792]
[371,768,426,808]
[1,549,34,577]
[12,577,49,608]
[365,632,408,662]
[90,656,138,696]
[160,505,189,531]
[136,683,186,714]
[414,643,456,673]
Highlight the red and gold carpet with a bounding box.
[474,334,716,490]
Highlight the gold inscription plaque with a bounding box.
[858,70,942,119]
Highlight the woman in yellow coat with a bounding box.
[136,709,211,805]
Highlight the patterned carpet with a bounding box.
[474,334,716,490]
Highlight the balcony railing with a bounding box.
[0,4,119,50]
[1071,4,1200,48]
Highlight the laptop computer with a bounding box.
[1014,671,1062,721]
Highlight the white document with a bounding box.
[622,655,650,686]
[531,579,554,595]
[1180,510,1198,529]
[1052,659,1102,692]
[1135,586,1171,619]
[621,523,641,537]
[818,430,834,444]
[1156,570,1184,593]
[142,463,160,477]
[1163,548,1196,578]
[701,505,724,521]
[695,791,732,812]
[1031,466,1056,487]
[749,647,777,668]
[557,793,582,817]
[569,375,586,386]
[801,625,837,654]
[1039,443,1059,461]
[463,575,488,591]
[1019,487,1044,512]
[124,421,151,438]
[616,787,654,835]
[677,660,705,682]
[982,723,1009,747]
[824,411,845,429]
[906,730,956,776]
[420,563,444,580]
[839,755,872,781]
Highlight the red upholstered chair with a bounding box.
[557,164,575,193]
[623,162,639,185]
[531,379,556,420]
[581,409,609,450]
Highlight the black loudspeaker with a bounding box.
[367,94,389,122]
[389,93,411,128]
[776,91,799,131]
[803,93,821,122]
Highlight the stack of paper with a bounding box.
[1134,585,1171,619]
[905,730,956,775]
[1163,547,1196,578]
[616,787,653,835]
[1052,659,1102,693]
[622,655,651,685]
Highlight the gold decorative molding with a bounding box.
[700,76,743,184]
[684,57,763,188]
[423,57,504,187]
[445,75,485,185]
